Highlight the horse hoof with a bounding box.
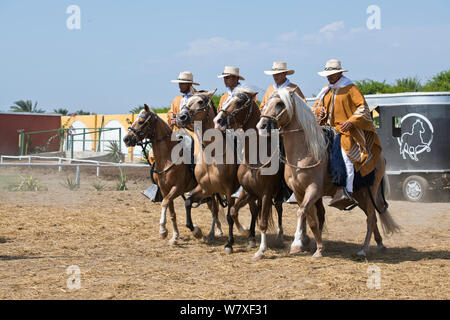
[290,245,301,254]
[215,230,224,237]
[356,249,367,258]
[205,234,215,244]
[193,226,203,239]
[247,239,257,249]
[224,246,233,254]
[253,252,265,261]
[159,230,168,239]
[377,244,387,252]
[312,250,323,259]
[168,239,178,246]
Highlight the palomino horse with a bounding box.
[257,88,400,258]
[176,90,248,253]
[213,88,284,259]
[213,88,325,259]
[123,104,222,245]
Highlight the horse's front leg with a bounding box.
[161,186,180,244]
[274,200,284,246]
[290,187,321,257]
[167,201,179,246]
[230,188,251,237]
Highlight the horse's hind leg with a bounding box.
[184,186,206,239]
[247,198,259,249]
[355,189,376,258]
[224,197,236,254]
[315,198,326,234]
[205,199,222,243]
[274,201,284,245]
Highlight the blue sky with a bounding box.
[0,0,449,114]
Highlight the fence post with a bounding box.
[18,130,25,156]
[97,162,100,177]
[118,128,122,155]
[71,135,74,159]
[82,128,86,151]
[75,166,80,188]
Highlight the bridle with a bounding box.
[128,111,172,144]
[183,95,212,119]
[259,94,293,132]
[219,93,254,129]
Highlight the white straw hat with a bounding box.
[317,59,349,77]
[217,66,245,80]
[264,62,295,75]
[171,71,200,85]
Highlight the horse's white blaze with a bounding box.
[213,111,225,130]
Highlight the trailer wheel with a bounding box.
[402,175,429,202]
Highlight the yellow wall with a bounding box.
[62,113,170,161]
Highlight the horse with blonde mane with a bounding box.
[257,87,400,258]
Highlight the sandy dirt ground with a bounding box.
[0,166,449,300]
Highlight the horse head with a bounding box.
[176,89,216,130]
[123,104,157,147]
[213,89,258,131]
[256,87,297,136]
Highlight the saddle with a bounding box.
[327,127,375,191]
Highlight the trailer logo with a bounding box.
[398,113,433,161]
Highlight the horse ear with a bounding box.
[144,104,150,113]
[247,91,258,100]
[287,87,297,96]
[206,89,217,98]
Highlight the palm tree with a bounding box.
[129,105,145,114]
[75,110,93,115]
[9,100,45,113]
[54,108,69,115]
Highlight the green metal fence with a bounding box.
[18,127,122,158]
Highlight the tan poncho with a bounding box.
[313,83,382,176]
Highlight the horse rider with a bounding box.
[313,59,382,209]
[217,66,246,111]
[259,61,306,110]
[168,71,200,131]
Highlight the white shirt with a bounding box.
[180,91,193,110]
[222,83,242,109]
[273,78,291,90]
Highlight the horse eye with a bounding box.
[198,100,204,105]
[138,121,144,125]
[275,102,285,111]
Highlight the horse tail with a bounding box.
[372,176,401,236]
[217,201,227,225]
[378,208,401,236]
[316,198,327,234]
